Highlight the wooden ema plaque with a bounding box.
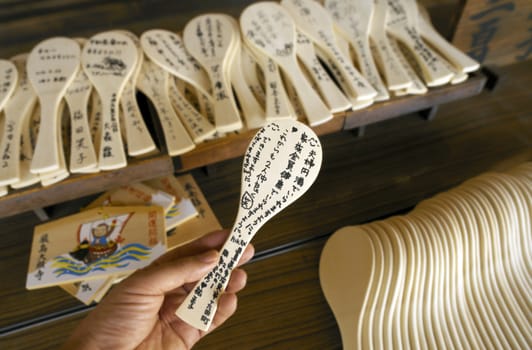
[27,206,166,289]
[452,0,532,66]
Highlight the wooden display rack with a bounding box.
[0,73,486,219]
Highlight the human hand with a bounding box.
[62,230,254,350]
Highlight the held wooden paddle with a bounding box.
[176,119,323,330]
[27,37,80,173]
[81,31,137,170]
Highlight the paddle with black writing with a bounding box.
[176,119,322,330]
[241,2,332,126]
[81,31,137,170]
[281,0,377,104]
[27,37,80,173]
[0,59,18,112]
[324,0,390,101]
[183,15,243,133]
[0,55,37,186]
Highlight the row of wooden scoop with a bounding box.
[0,0,479,195]
[320,163,531,349]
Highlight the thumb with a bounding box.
[122,250,219,294]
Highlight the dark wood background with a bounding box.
[1,1,531,349]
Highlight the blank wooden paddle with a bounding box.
[115,30,157,157]
[81,31,137,170]
[176,119,322,331]
[183,15,243,133]
[324,0,390,101]
[241,2,332,126]
[27,37,80,173]
[281,0,377,104]
[319,226,375,350]
[0,55,37,186]
[0,59,18,112]
[458,184,531,346]
[137,59,195,156]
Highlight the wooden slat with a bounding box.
[0,155,174,218]
[343,73,486,130]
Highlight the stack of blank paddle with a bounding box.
[320,163,532,349]
[0,0,480,196]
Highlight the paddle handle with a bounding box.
[147,77,195,156]
[176,230,248,331]
[262,58,294,121]
[98,92,127,170]
[120,82,156,156]
[230,51,266,130]
[349,35,390,101]
[418,17,479,73]
[321,37,377,102]
[168,81,216,143]
[30,95,61,173]
[389,25,453,87]
[280,58,332,126]
[66,95,98,173]
[297,52,352,113]
[208,67,242,133]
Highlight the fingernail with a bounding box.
[199,250,219,263]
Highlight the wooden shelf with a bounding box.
[0,73,486,219]
[0,155,174,218]
[176,73,487,171]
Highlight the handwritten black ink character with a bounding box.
[280,170,291,180]
[34,269,44,281]
[81,283,92,292]
[102,146,113,158]
[77,153,87,164]
[241,191,254,209]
